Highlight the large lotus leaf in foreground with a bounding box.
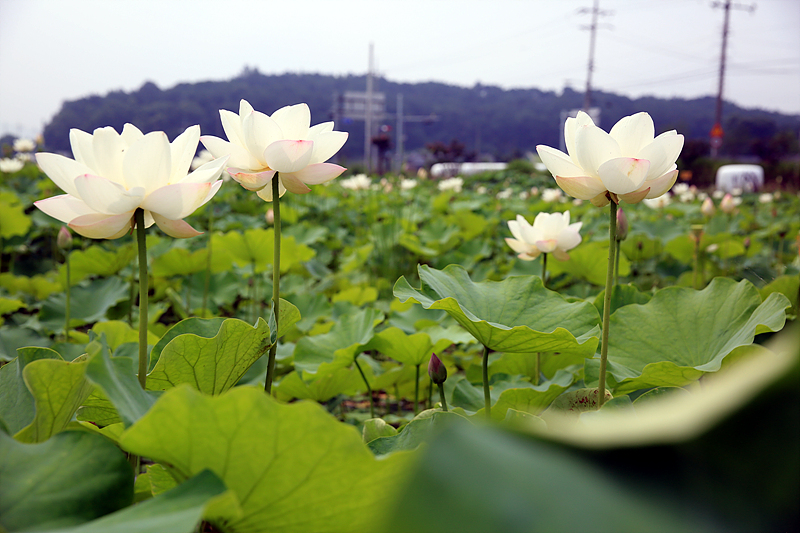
[394,264,600,355]
[604,277,790,393]
[120,386,409,533]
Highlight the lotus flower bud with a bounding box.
[701,197,715,217]
[616,208,628,241]
[743,237,751,251]
[691,224,704,244]
[266,208,274,224]
[428,353,447,385]
[57,226,72,251]
[720,193,735,214]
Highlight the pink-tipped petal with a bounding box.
[229,168,276,191]
[151,212,202,238]
[263,140,314,173]
[141,182,212,220]
[597,157,651,195]
[289,162,346,185]
[35,195,99,224]
[35,153,92,197]
[279,173,312,194]
[74,174,145,214]
[644,169,679,199]
[536,145,585,178]
[618,187,651,204]
[70,212,134,240]
[608,112,655,156]
[554,175,608,200]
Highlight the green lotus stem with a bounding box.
[354,356,374,418]
[128,272,135,326]
[598,200,617,409]
[64,250,70,342]
[394,384,401,414]
[427,376,433,410]
[438,382,448,412]
[202,206,213,317]
[482,344,491,418]
[614,239,621,286]
[413,364,420,415]
[251,261,257,324]
[691,225,703,290]
[541,252,548,288]
[135,208,149,390]
[264,174,281,394]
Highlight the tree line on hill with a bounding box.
[41,68,799,177]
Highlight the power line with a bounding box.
[579,0,613,110]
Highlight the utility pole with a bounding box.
[710,0,756,158]
[579,0,612,111]
[365,43,374,174]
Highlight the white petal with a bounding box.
[644,169,679,199]
[256,179,286,202]
[279,173,312,194]
[308,122,334,136]
[35,194,99,224]
[638,132,684,180]
[271,103,310,139]
[35,153,91,197]
[238,99,254,118]
[91,126,126,185]
[243,110,282,165]
[75,174,145,214]
[288,163,345,185]
[151,212,202,238]
[565,112,595,162]
[228,168,275,191]
[170,125,200,181]
[220,109,246,147]
[181,155,228,185]
[609,112,655,156]
[597,157,650,195]
[309,131,348,163]
[141,182,213,219]
[554,175,608,200]
[536,145,586,178]
[121,124,145,146]
[69,129,96,169]
[505,237,531,255]
[574,125,621,178]
[123,131,172,191]
[70,212,134,240]
[200,135,261,171]
[557,226,582,251]
[263,140,313,173]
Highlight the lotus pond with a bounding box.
[0,137,799,532]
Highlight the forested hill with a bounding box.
[43,69,799,162]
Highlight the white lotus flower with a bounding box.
[201,100,348,202]
[643,195,672,209]
[340,174,372,190]
[541,188,563,203]
[34,124,227,239]
[13,138,36,152]
[505,211,582,261]
[400,178,417,190]
[0,158,24,173]
[438,177,463,192]
[536,111,684,207]
[758,193,773,204]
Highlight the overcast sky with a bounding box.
[1,0,798,139]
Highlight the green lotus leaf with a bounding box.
[605,278,790,393]
[40,277,130,331]
[287,292,332,332]
[77,388,122,427]
[151,246,231,278]
[212,229,315,273]
[15,354,95,443]
[85,348,158,427]
[0,347,62,435]
[759,274,798,318]
[45,470,228,533]
[91,321,160,353]
[293,308,384,374]
[394,264,600,355]
[362,417,398,444]
[0,272,63,300]
[665,232,745,263]
[367,326,464,367]
[58,244,137,286]
[0,190,32,239]
[0,297,24,321]
[0,430,133,532]
[368,410,465,455]
[489,370,576,420]
[547,240,631,286]
[119,386,410,533]
[593,284,653,317]
[146,317,271,395]
[274,366,367,402]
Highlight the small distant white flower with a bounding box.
[758,193,773,204]
[340,174,372,190]
[15,153,32,163]
[519,190,530,200]
[541,188,563,203]
[643,195,672,209]
[13,138,36,153]
[679,191,695,203]
[505,211,582,261]
[476,186,487,195]
[706,243,719,253]
[697,192,708,201]
[572,198,583,206]
[0,158,24,173]
[712,190,725,199]
[733,196,742,206]
[496,188,513,200]
[774,191,782,200]
[530,186,539,196]
[191,149,215,171]
[400,178,417,190]
[438,177,463,193]
[673,183,690,195]
[731,187,743,196]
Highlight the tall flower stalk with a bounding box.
[536,111,683,409]
[134,209,149,388]
[201,100,347,393]
[57,227,72,342]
